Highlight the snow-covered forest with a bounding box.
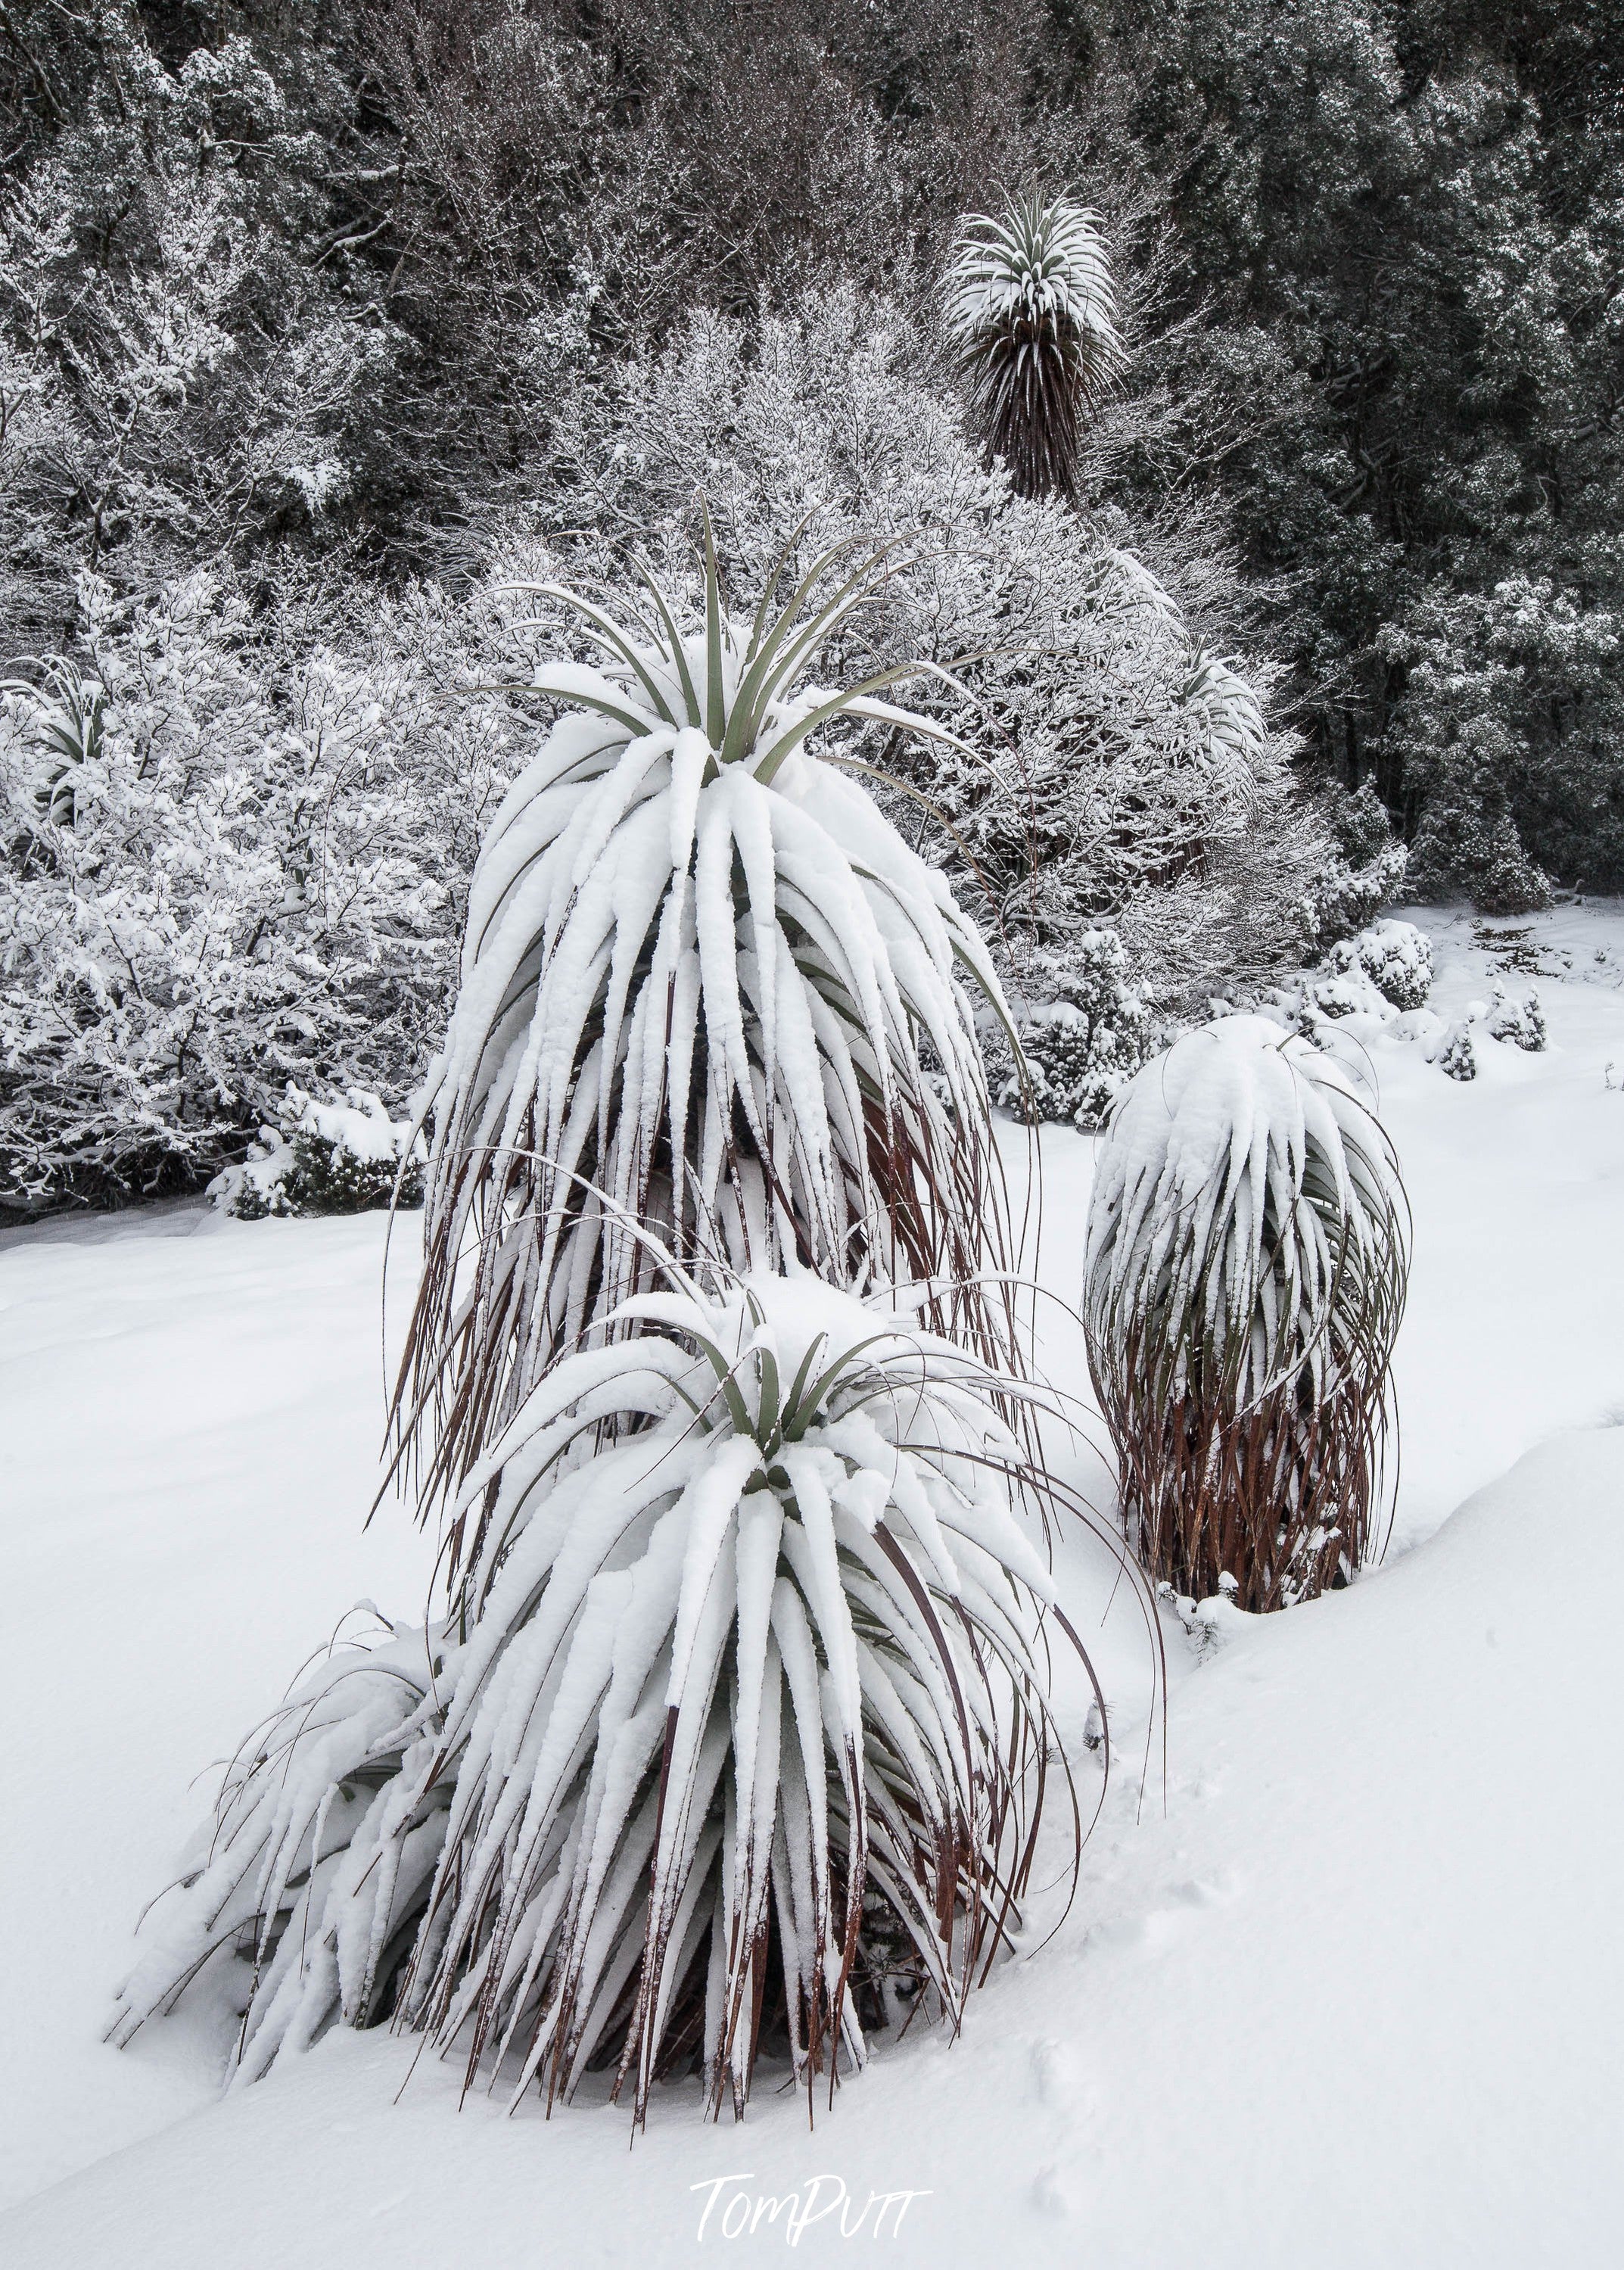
[5,0,1621,1210]
[2,7,1622,2267]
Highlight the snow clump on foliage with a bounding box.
[210,1088,425,1218]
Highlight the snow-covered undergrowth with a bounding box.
[210,1088,425,1219]
[3,903,1623,2265]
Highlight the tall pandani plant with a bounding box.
[945,192,1123,503]
[398,520,1025,1519]
[1082,1017,1409,1613]
[111,1268,1105,2124]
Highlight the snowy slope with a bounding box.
[3,902,1622,2265]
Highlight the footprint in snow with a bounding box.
[1031,2164,1071,2218]
[1030,2036,1078,2110]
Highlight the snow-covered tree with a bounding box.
[401,525,1025,1512]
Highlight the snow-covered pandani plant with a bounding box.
[114,1271,1105,2125]
[945,192,1122,502]
[108,1612,452,2078]
[0,658,105,827]
[1083,1017,1409,1613]
[402,524,1024,1515]
[1184,646,1269,774]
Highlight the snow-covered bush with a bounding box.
[1257,918,1435,1042]
[211,1088,425,1219]
[1298,920,1433,1025]
[0,573,515,1214]
[946,192,1122,501]
[1486,982,1547,1052]
[995,929,1155,1130]
[1084,1017,1408,1612]
[1433,1018,1478,1081]
[1356,920,1433,1010]
[114,1271,1107,2119]
[406,528,1022,1507]
[1303,840,1409,953]
[1299,781,1408,951]
[1302,945,1392,1024]
[543,291,1327,1011]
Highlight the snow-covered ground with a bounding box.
[3,903,1623,2266]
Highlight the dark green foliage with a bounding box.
[1103,0,1624,893]
[219,1093,424,1218]
[994,930,1155,1130]
[280,1124,424,1215]
[1306,853,1408,954]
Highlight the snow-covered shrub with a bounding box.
[1299,780,1408,951]
[406,528,1022,1509]
[1304,943,1392,1023]
[1299,919,1433,1025]
[1356,920,1433,1010]
[543,291,1327,1010]
[1258,919,1435,1042]
[0,574,515,1214]
[946,192,1122,501]
[1486,982,1547,1052]
[995,930,1154,1130]
[114,1271,1109,2119]
[1433,1019,1478,1081]
[211,1088,425,1219]
[1303,840,1409,953]
[1083,1017,1408,1612]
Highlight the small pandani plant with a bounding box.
[111,1269,1099,2124]
[946,192,1122,502]
[1082,1016,1408,1612]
